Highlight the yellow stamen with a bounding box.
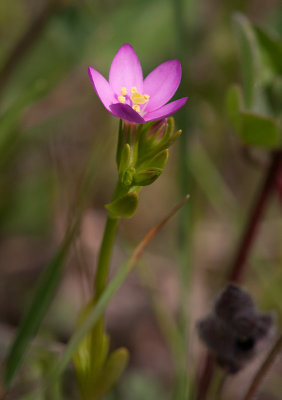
[132,104,140,113]
[118,95,126,103]
[131,86,137,94]
[131,92,149,105]
[120,87,127,95]
[143,94,150,101]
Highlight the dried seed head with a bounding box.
[197,284,274,374]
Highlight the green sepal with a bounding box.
[118,144,131,174]
[90,348,129,400]
[133,168,162,186]
[148,149,168,169]
[138,149,169,170]
[105,192,139,218]
[165,129,182,148]
[238,111,279,147]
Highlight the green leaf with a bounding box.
[133,168,162,186]
[91,348,129,400]
[105,192,139,218]
[226,85,243,131]
[238,111,279,147]
[73,303,109,377]
[232,13,261,109]
[4,223,78,387]
[73,313,110,400]
[255,26,282,75]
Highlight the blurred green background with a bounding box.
[0,0,282,399]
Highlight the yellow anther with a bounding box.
[143,94,150,101]
[120,87,127,95]
[131,92,148,105]
[132,104,140,113]
[131,86,137,94]
[118,95,126,103]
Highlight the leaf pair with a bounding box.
[73,303,128,400]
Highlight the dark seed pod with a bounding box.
[197,284,274,373]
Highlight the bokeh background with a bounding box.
[0,0,282,399]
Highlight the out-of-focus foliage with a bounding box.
[226,13,282,148]
[1,0,282,399]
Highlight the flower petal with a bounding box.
[110,103,145,124]
[143,60,182,111]
[109,44,143,95]
[88,66,115,110]
[144,97,188,121]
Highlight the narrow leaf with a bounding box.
[4,133,102,387]
[226,85,243,131]
[91,348,129,400]
[4,223,77,387]
[255,26,282,75]
[232,13,261,108]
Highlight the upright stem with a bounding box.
[195,353,215,400]
[172,0,195,398]
[94,215,119,299]
[243,334,282,400]
[196,150,282,400]
[228,150,282,283]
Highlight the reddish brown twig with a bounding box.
[228,150,282,283]
[195,150,282,400]
[243,333,282,400]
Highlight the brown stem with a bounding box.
[195,150,282,400]
[229,150,282,283]
[195,353,215,400]
[242,334,282,400]
[0,0,59,96]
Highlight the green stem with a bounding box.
[94,215,119,299]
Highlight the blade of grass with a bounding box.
[172,0,196,397]
[3,131,107,388]
[4,221,77,387]
[52,195,190,377]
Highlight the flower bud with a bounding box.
[121,167,136,186]
[133,168,162,186]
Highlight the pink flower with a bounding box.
[88,44,188,124]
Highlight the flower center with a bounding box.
[117,86,150,115]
